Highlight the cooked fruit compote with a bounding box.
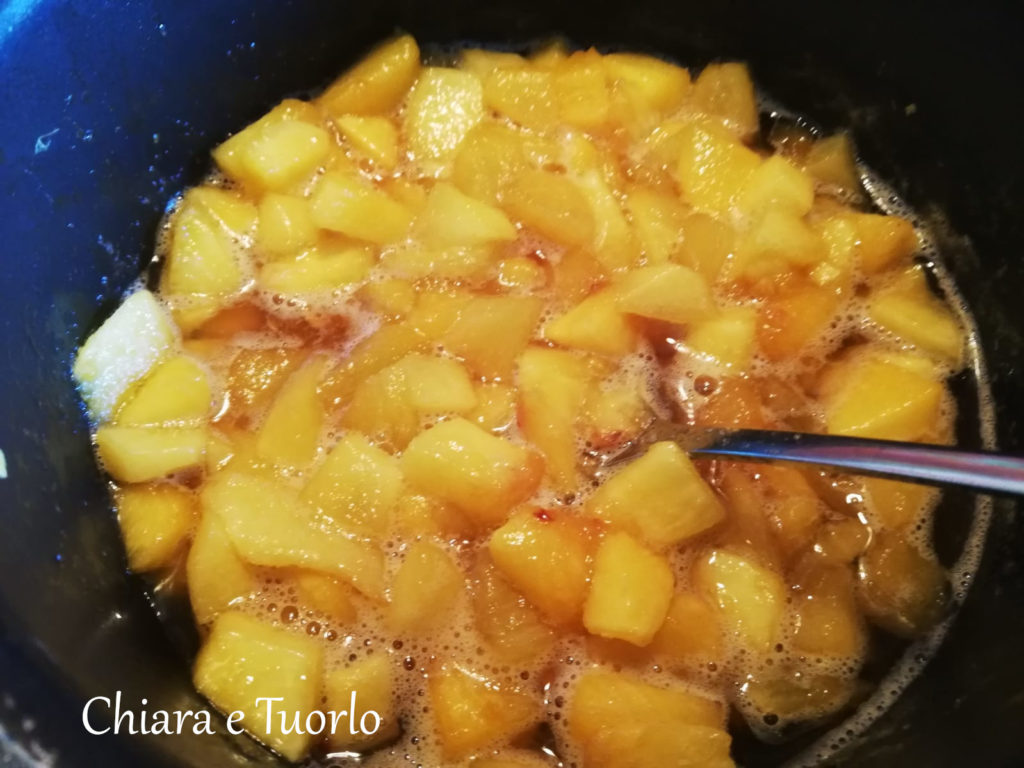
[72,34,977,767]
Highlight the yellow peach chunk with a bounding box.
[301,432,403,538]
[489,509,591,626]
[256,356,328,468]
[193,612,322,761]
[256,193,318,258]
[310,172,413,244]
[319,35,421,117]
[693,548,786,654]
[416,182,517,248]
[545,288,638,357]
[570,670,732,768]
[404,67,484,161]
[402,418,543,528]
[116,484,195,572]
[115,355,211,426]
[587,441,724,549]
[335,114,399,169]
[324,654,400,750]
[584,532,674,646]
[203,471,385,598]
[388,541,463,631]
[614,263,715,324]
[429,664,540,759]
[96,425,207,483]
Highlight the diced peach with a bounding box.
[324,655,400,750]
[288,569,358,624]
[649,591,723,666]
[186,186,258,238]
[489,509,591,626]
[677,212,736,282]
[360,278,417,319]
[459,48,529,78]
[259,244,373,294]
[583,377,652,449]
[757,466,823,561]
[686,306,758,370]
[116,484,195,572]
[342,353,477,449]
[163,203,243,297]
[186,510,255,624]
[417,182,517,248]
[193,611,322,761]
[388,541,463,631]
[691,62,758,139]
[626,185,688,263]
[693,548,786,653]
[472,557,555,662]
[584,532,674,646]
[813,516,871,564]
[256,193,318,258]
[96,425,207,483]
[504,169,595,248]
[256,356,328,468]
[714,467,783,570]
[319,35,421,117]
[603,53,691,117]
[429,664,540,759]
[214,109,330,194]
[380,242,498,281]
[404,67,484,161]
[588,442,724,549]
[341,364,420,450]
[224,346,307,422]
[203,471,385,598]
[733,210,826,278]
[857,530,949,637]
[452,123,531,204]
[545,288,638,357]
[483,68,558,130]
[848,212,918,273]
[553,49,611,130]
[758,280,841,360]
[803,134,859,190]
[301,432,403,538]
[867,265,963,364]
[736,155,815,218]
[115,355,211,427]
[614,263,715,324]
[741,669,854,724]
[862,476,936,530]
[676,120,761,213]
[791,557,866,658]
[820,351,944,441]
[694,376,771,430]
[516,347,592,490]
[310,172,413,244]
[570,670,732,768]
[402,418,543,528]
[335,114,399,169]
[73,290,178,421]
[319,321,426,406]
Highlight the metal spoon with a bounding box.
[602,421,1024,496]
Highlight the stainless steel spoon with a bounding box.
[602,421,1024,496]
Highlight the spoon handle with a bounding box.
[684,428,1024,496]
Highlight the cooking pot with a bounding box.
[1,1,1022,765]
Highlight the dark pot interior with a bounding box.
[1,1,1022,766]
